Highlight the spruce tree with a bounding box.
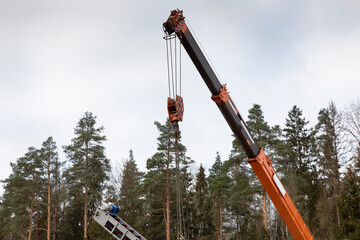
[335,167,360,239]
[193,164,214,239]
[143,152,168,240]
[283,106,318,171]
[49,145,63,240]
[314,101,344,238]
[118,150,144,231]
[208,152,230,240]
[282,105,319,228]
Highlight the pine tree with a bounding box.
[143,119,193,240]
[227,104,277,238]
[0,160,31,239]
[0,146,44,239]
[40,137,59,240]
[23,147,45,240]
[49,146,63,240]
[177,140,194,240]
[143,120,176,240]
[62,112,110,240]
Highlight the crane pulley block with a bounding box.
[211,84,230,104]
[167,95,184,123]
[163,9,185,35]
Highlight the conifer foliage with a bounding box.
[118,150,144,231]
[193,164,214,239]
[62,111,110,240]
[1,101,360,240]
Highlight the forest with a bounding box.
[1,100,360,240]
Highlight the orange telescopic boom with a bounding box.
[163,9,313,240]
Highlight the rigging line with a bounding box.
[180,39,182,97]
[175,35,177,97]
[174,135,184,239]
[185,19,224,85]
[165,35,171,97]
[169,35,175,99]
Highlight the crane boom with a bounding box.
[163,9,314,240]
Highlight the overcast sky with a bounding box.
[1,0,360,195]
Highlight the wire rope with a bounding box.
[175,36,177,97]
[179,38,182,97]
[185,19,224,85]
[165,35,172,98]
[174,132,185,240]
[169,36,175,99]
[164,31,185,239]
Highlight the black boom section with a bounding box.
[218,100,260,158]
[176,24,260,158]
[180,28,222,95]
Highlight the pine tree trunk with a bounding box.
[28,170,35,240]
[334,177,341,227]
[53,207,57,240]
[53,193,57,240]
[84,142,89,240]
[262,190,268,230]
[218,204,222,240]
[53,186,58,240]
[47,158,51,240]
[53,163,60,240]
[166,162,170,240]
[217,204,220,240]
[28,199,34,240]
[334,154,341,227]
[36,210,39,240]
[236,213,240,240]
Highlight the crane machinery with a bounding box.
[93,209,147,240]
[163,9,314,240]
